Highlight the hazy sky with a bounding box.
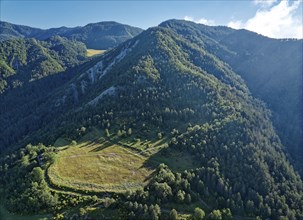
[1,0,302,39]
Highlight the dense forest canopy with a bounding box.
[0,21,143,49]
[0,20,302,219]
[0,36,87,93]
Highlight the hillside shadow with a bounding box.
[89,140,113,152]
[142,146,198,174]
[76,138,113,152]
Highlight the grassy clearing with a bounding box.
[146,148,198,172]
[49,127,197,193]
[54,137,70,147]
[86,49,106,57]
[118,136,168,156]
[48,140,153,192]
[82,206,122,219]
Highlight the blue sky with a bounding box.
[1,0,302,38]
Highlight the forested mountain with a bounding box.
[0,20,302,219]
[0,36,87,93]
[160,19,303,174]
[0,21,143,49]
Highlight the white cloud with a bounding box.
[197,18,215,26]
[227,20,243,29]
[184,16,215,26]
[184,16,194,22]
[228,0,303,39]
[253,0,277,7]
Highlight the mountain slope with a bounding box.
[0,21,42,41]
[0,21,143,49]
[0,36,87,93]
[0,55,104,151]
[1,25,302,219]
[160,19,303,174]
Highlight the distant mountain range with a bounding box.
[0,19,302,219]
[0,21,143,49]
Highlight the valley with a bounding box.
[0,18,302,220]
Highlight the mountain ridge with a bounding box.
[0,36,88,93]
[0,19,302,219]
[160,19,303,174]
[0,20,143,49]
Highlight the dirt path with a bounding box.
[44,167,113,198]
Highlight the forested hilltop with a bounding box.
[0,21,143,49]
[0,20,302,219]
[0,36,87,93]
[160,20,303,175]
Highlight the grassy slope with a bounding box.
[48,128,197,193]
[86,49,106,57]
[49,142,152,192]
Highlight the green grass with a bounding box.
[86,49,106,57]
[80,127,104,142]
[48,127,197,193]
[48,141,153,192]
[146,148,198,172]
[53,137,70,147]
[85,206,123,219]
[118,136,169,156]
